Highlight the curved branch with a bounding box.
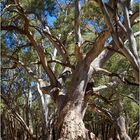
[1,25,27,35]
[98,1,139,82]
[26,32,58,86]
[2,54,39,81]
[85,29,110,63]
[89,103,115,122]
[43,27,70,64]
[48,59,75,69]
[94,10,140,69]
[95,68,139,86]
[1,25,58,86]
[122,1,139,60]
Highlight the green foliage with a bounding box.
[0,102,5,111]
[133,2,140,9]
[20,0,56,16]
[123,97,139,119]
[82,1,103,22]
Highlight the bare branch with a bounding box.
[98,1,139,82]
[88,103,115,122]
[95,68,139,86]
[124,31,140,44]
[48,59,75,69]
[2,54,39,81]
[130,11,139,25]
[1,25,27,35]
[2,15,58,86]
[26,32,58,86]
[121,1,139,61]
[74,0,82,45]
[85,29,110,63]
[43,27,70,64]
[74,0,83,62]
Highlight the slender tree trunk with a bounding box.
[117,116,131,140]
[37,83,49,127]
[116,94,131,140]
[52,48,57,72]
[28,88,33,134]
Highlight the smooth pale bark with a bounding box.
[52,48,57,72]
[37,83,49,128]
[74,0,83,62]
[28,88,33,134]
[74,0,82,45]
[98,1,139,82]
[117,116,131,140]
[122,3,139,61]
[115,94,131,140]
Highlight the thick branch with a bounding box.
[2,24,58,86]
[48,59,75,69]
[122,2,139,61]
[26,32,58,86]
[74,0,82,45]
[85,30,110,63]
[93,11,140,69]
[1,25,27,35]
[98,1,139,82]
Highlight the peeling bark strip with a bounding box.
[28,88,33,134]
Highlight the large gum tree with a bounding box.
[1,0,139,140]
